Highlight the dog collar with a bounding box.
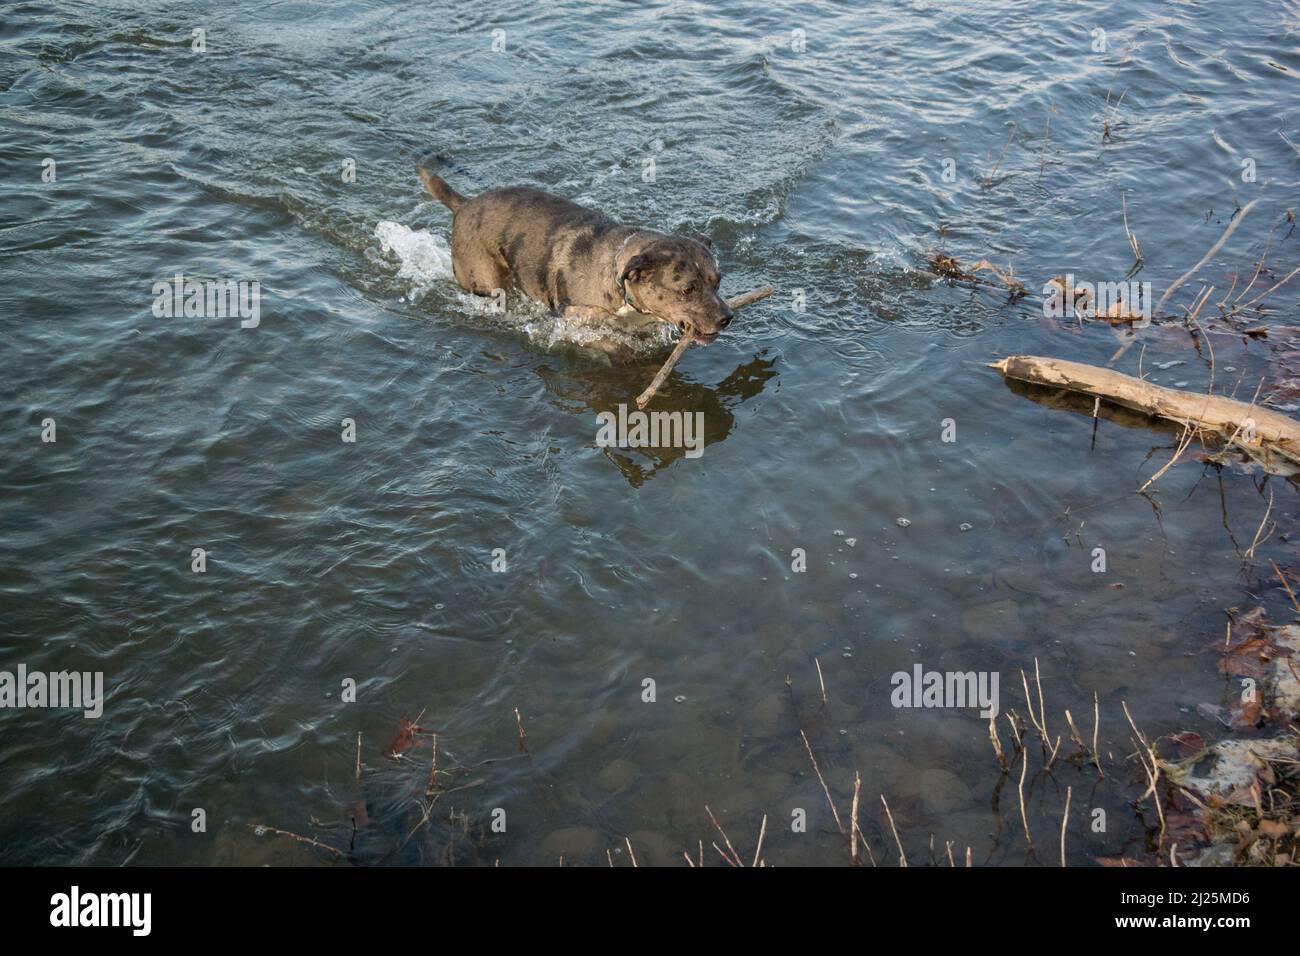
[617,231,643,310]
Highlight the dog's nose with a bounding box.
[718,314,732,330]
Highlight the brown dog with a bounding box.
[418,168,733,345]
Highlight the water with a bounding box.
[2,0,1299,866]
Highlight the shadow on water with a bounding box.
[537,351,779,486]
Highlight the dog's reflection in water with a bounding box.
[536,352,778,486]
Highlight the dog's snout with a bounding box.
[718,314,733,330]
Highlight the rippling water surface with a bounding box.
[3,0,1300,865]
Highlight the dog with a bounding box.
[418,167,733,348]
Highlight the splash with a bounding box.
[374,220,454,303]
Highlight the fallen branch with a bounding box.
[990,354,1300,467]
[634,284,773,408]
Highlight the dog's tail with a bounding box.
[418,167,466,212]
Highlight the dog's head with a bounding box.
[618,237,732,344]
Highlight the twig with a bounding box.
[1017,749,1033,852]
[1271,559,1300,615]
[989,714,1009,772]
[514,707,527,754]
[249,823,344,859]
[1232,223,1276,305]
[1138,419,1197,494]
[1154,198,1259,315]
[850,772,861,865]
[1235,264,1300,312]
[635,328,693,409]
[1060,786,1073,868]
[800,729,845,834]
[1122,192,1144,275]
[880,795,908,867]
[1121,701,1166,847]
[634,284,774,408]
[815,657,827,705]
[981,126,1017,187]
[704,805,745,867]
[1243,487,1275,562]
[752,815,767,868]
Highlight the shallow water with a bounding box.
[2,0,1299,866]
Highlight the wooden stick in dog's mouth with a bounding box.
[634,284,774,409]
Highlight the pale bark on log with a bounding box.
[990,354,1300,466]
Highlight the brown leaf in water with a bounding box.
[386,714,423,758]
[1220,633,1292,680]
[1166,812,1211,846]
[1162,732,1205,759]
[1196,699,1264,731]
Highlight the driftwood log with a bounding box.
[990,354,1300,466]
[635,284,774,408]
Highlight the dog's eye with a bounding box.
[683,282,698,296]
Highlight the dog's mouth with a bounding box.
[677,321,719,345]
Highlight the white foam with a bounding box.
[374,220,454,303]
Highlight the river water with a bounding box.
[2,0,1299,865]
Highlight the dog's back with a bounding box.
[421,170,624,309]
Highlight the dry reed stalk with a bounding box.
[1018,750,1033,852]
[1121,701,1166,847]
[1092,692,1104,778]
[1121,192,1143,274]
[1005,711,1024,751]
[1034,659,1049,742]
[1236,264,1299,311]
[426,733,439,795]
[1020,669,1047,742]
[1065,709,1085,749]
[1060,786,1073,868]
[1138,419,1197,494]
[753,815,767,868]
[850,772,861,866]
[514,706,527,754]
[1270,559,1300,616]
[815,657,827,705]
[800,729,845,834]
[250,823,344,859]
[989,714,1009,771]
[880,795,908,867]
[1154,198,1260,315]
[1244,488,1275,562]
[625,837,638,867]
[705,805,745,867]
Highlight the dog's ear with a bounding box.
[619,252,659,291]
